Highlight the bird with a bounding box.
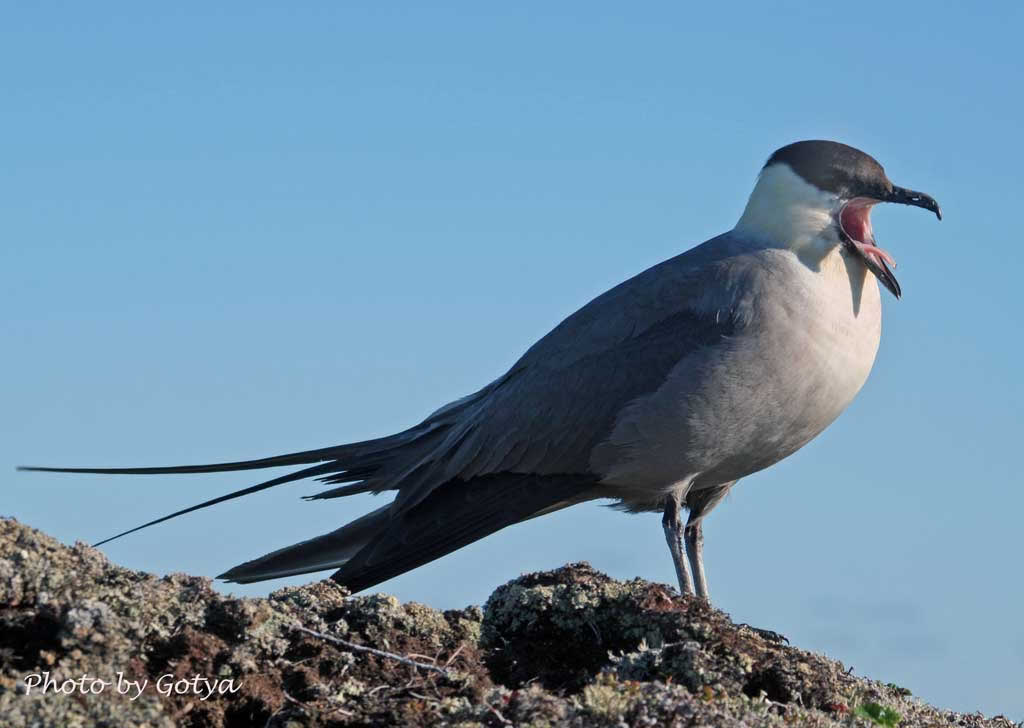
[20,140,941,601]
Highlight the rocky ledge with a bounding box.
[0,517,1017,728]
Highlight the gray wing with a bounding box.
[383,231,762,513]
[33,229,767,587]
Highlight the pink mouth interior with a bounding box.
[840,201,895,267]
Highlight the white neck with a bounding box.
[734,163,841,258]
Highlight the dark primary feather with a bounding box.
[220,472,596,590]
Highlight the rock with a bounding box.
[0,517,1018,727]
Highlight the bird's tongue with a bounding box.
[840,203,895,268]
[852,241,895,267]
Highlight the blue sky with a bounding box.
[4,2,1022,718]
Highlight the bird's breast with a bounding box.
[594,246,882,491]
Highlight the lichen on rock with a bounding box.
[0,517,1018,728]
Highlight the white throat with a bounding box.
[734,163,841,258]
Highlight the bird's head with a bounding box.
[735,140,941,298]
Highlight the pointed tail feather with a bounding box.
[93,461,340,546]
[19,424,449,545]
[219,472,596,591]
[17,437,393,476]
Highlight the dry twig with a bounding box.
[295,625,452,677]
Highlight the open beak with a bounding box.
[839,184,942,299]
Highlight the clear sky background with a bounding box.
[4,2,1022,719]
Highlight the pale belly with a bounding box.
[593,248,882,493]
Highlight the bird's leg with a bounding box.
[662,493,693,596]
[682,481,734,603]
[684,518,708,601]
